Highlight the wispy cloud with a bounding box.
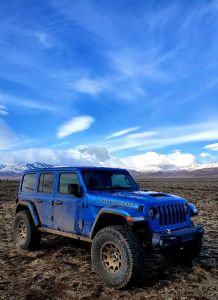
[0,104,7,115]
[0,93,60,112]
[127,131,157,140]
[49,0,217,108]
[0,118,38,151]
[73,77,106,96]
[108,48,172,83]
[35,32,54,48]
[204,142,218,151]
[90,121,218,153]
[106,126,140,140]
[57,115,95,139]
[50,0,175,96]
[0,119,17,149]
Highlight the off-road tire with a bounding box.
[91,225,144,289]
[13,210,41,250]
[161,239,202,263]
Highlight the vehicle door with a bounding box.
[53,171,84,233]
[34,172,55,228]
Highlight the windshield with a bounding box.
[82,170,139,191]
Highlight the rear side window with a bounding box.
[59,173,79,194]
[21,173,36,192]
[38,173,54,194]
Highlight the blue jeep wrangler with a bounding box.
[13,167,204,288]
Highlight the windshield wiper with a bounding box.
[89,186,135,192]
[111,186,133,191]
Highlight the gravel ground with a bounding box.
[0,178,217,300]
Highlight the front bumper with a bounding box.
[152,224,204,250]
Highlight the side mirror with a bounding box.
[68,184,83,198]
[137,183,148,192]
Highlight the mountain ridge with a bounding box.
[0,162,218,178]
[130,167,218,178]
[0,162,53,177]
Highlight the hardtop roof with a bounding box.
[23,166,127,173]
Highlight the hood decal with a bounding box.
[100,198,138,209]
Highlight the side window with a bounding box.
[59,173,79,194]
[38,173,54,194]
[21,173,36,192]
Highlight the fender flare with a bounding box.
[16,201,40,227]
[90,207,145,238]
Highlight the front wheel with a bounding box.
[91,225,144,289]
[161,239,202,263]
[13,210,41,250]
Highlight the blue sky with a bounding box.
[0,0,218,171]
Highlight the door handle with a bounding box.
[54,200,63,205]
[35,199,43,203]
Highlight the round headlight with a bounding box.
[149,208,155,219]
[189,203,198,216]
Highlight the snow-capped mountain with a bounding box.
[1,162,218,178]
[0,162,53,177]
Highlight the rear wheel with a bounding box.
[13,210,41,250]
[91,225,144,289]
[161,239,202,263]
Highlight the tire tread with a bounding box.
[91,225,144,289]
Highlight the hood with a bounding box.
[88,189,187,208]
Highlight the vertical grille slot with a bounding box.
[167,205,173,224]
[158,207,163,225]
[157,204,188,226]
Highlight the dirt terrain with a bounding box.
[0,178,217,300]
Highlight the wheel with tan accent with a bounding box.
[91,225,144,289]
[13,210,41,250]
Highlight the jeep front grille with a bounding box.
[157,204,189,226]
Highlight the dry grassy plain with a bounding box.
[0,178,217,300]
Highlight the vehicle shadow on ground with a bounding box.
[40,234,91,251]
[133,253,194,289]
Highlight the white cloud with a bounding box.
[1,147,217,172]
[204,142,218,151]
[106,127,140,140]
[200,152,211,158]
[73,78,106,95]
[57,115,95,139]
[0,104,7,115]
[0,147,109,166]
[200,152,218,163]
[111,150,196,172]
[79,146,110,162]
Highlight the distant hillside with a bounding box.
[0,162,218,178]
[0,162,53,178]
[131,167,218,178]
